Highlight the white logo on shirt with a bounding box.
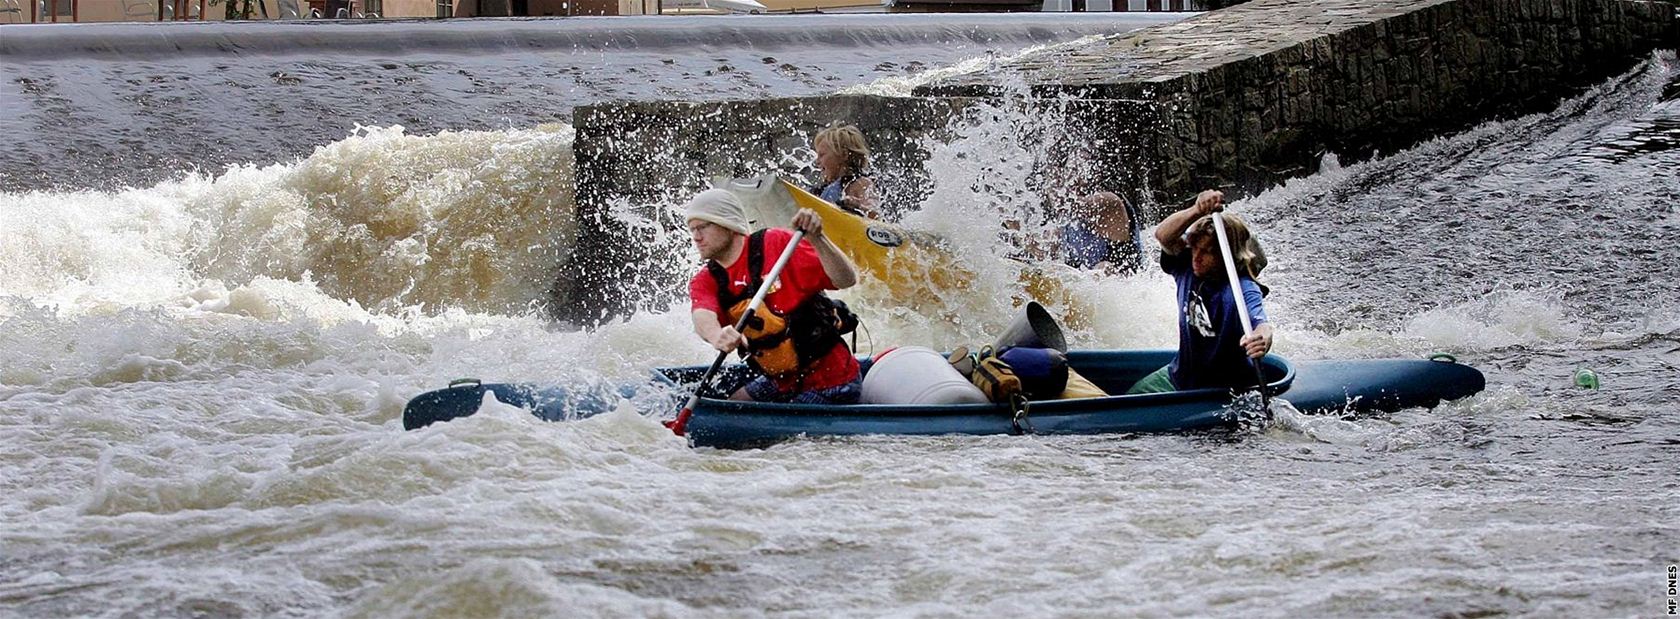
[1186,287,1216,338]
[733,277,781,294]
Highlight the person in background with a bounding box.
[810,123,880,220]
[1126,189,1273,394]
[1057,190,1145,275]
[1031,141,1144,274]
[684,188,863,404]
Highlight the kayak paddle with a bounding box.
[1209,211,1272,414]
[666,229,807,436]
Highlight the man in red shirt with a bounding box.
[684,188,863,403]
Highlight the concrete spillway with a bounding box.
[0,14,1176,192]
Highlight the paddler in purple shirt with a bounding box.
[1127,189,1275,393]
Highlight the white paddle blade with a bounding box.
[722,175,801,232]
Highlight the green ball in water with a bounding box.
[1573,368,1600,390]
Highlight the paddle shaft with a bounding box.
[1209,213,1271,409]
[668,230,807,436]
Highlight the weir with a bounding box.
[0,14,1157,192]
[566,0,1676,323]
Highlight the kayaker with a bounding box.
[1057,190,1145,275]
[1030,141,1144,274]
[810,123,880,220]
[684,188,864,404]
[1126,189,1274,394]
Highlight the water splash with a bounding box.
[0,124,578,317]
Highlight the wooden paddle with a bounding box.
[666,229,806,437]
[1209,212,1272,413]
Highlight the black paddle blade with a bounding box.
[403,382,627,430]
[404,383,499,430]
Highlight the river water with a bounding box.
[2,15,1677,619]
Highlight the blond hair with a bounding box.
[1186,213,1263,278]
[814,123,870,173]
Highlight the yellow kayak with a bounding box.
[723,176,1081,324]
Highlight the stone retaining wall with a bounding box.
[919,0,1676,196]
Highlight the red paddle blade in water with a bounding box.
[665,408,693,435]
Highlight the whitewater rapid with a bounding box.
[1,16,1676,618]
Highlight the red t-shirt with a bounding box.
[689,228,859,392]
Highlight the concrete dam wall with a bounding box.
[565,0,1676,322]
[0,14,1167,192]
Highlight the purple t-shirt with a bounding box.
[1160,250,1268,391]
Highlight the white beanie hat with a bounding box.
[682,189,751,236]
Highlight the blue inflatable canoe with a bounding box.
[402,350,1485,449]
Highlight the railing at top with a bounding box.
[0,0,382,22]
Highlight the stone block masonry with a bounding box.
[917,0,1675,199]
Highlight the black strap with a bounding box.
[747,229,765,291]
[707,230,768,311]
